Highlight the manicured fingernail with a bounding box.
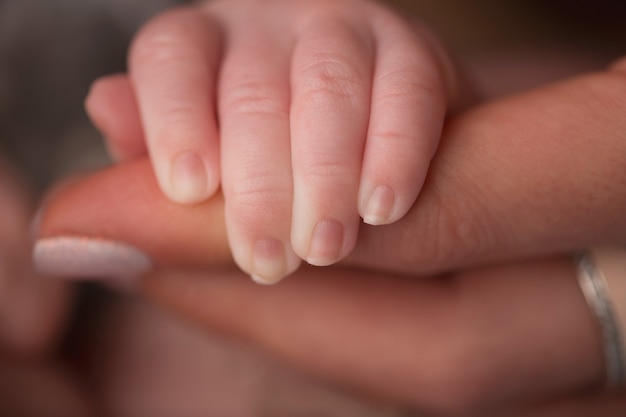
[307,219,344,266]
[169,151,211,204]
[362,185,395,226]
[33,237,152,280]
[251,238,300,285]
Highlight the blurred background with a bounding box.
[0,0,624,416]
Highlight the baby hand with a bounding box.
[86,0,461,283]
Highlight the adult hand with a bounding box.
[37,59,626,273]
[0,157,89,417]
[32,60,626,415]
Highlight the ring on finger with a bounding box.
[576,247,626,389]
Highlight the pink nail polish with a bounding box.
[33,236,152,280]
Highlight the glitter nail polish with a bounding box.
[33,236,152,280]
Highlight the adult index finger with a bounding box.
[33,66,626,277]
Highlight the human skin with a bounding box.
[45,60,626,272]
[0,158,71,358]
[88,0,471,285]
[0,158,89,417]
[33,59,626,415]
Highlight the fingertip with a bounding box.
[250,274,276,285]
[83,75,112,131]
[84,73,132,123]
[360,184,397,226]
[84,79,122,162]
[165,151,219,205]
[250,271,288,286]
[246,238,301,285]
[301,218,358,267]
[84,73,147,161]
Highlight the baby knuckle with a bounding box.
[227,175,290,212]
[151,103,198,139]
[222,78,286,119]
[130,11,194,65]
[378,73,439,103]
[299,155,353,183]
[369,128,415,146]
[298,51,365,103]
[228,192,291,233]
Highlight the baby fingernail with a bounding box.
[362,185,395,226]
[169,151,211,204]
[33,236,152,280]
[307,219,344,266]
[251,238,299,285]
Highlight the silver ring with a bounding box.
[577,250,625,389]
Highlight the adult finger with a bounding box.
[34,159,228,280]
[33,65,626,277]
[352,64,626,274]
[0,160,72,358]
[129,6,222,204]
[140,258,604,416]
